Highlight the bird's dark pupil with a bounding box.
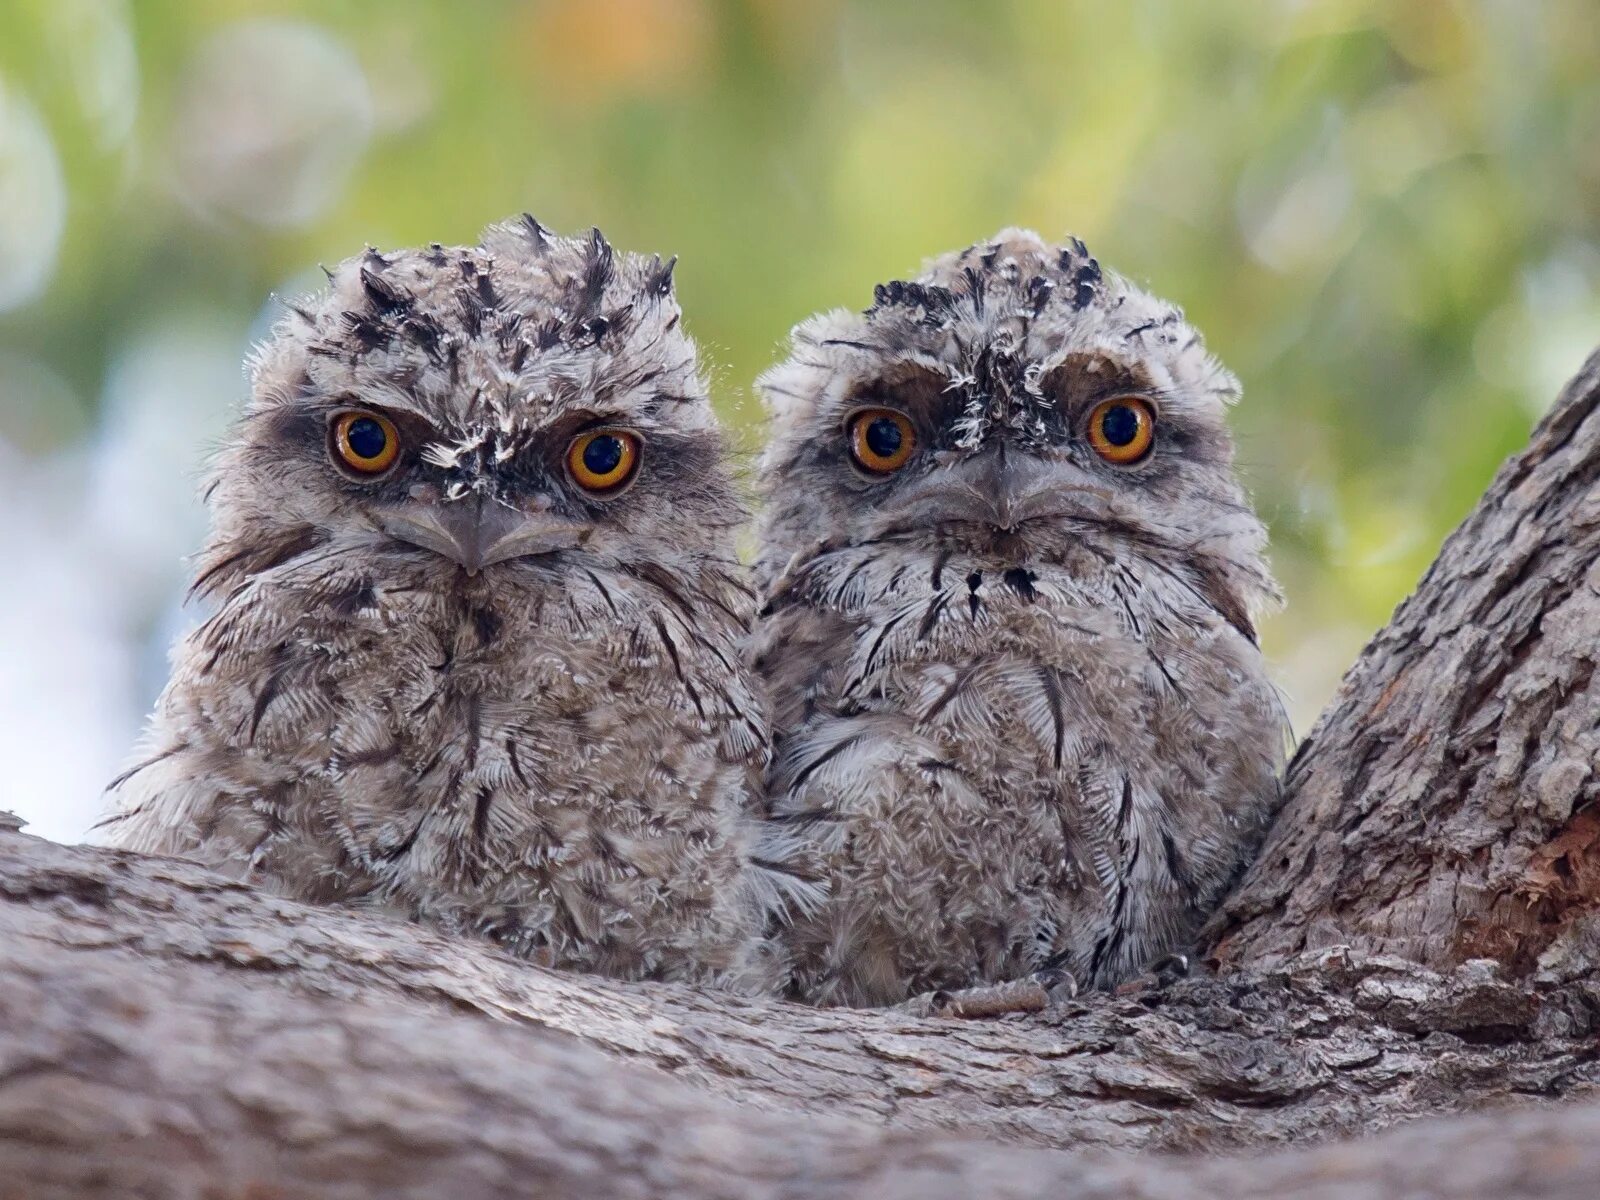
[1101,405,1140,446]
[583,435,624,475]
[865,417,902,458]
[347,417,388,460]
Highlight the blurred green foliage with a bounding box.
[3,0,1598,726]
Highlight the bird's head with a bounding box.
[196,218,742,600]
[755,229,1278,627]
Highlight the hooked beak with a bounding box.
[873,444,1113,533]
[376,496,590,574]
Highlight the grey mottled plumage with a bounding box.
[752,229,1287,1007]
[96,218,806,989]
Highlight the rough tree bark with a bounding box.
[1209,348,1600,978]
[2,352,1598,1199]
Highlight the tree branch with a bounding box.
[3,828,1596,1165]
[2,825,1598,1198]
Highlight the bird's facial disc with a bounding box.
[325,406,632,573]
[842,393,1160,536]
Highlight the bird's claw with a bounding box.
[900,967,1079,1019]
[1151,952,1190,986]
[1036,965,1080,1004]
[1114,952,1192,996]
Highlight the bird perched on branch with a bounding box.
[751,229,1287,1008]
[96,217,807,988]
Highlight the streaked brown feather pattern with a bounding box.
[96,218,811,989]
[752,229,1288,1007]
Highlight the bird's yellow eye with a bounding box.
[1087,397,1155,465]
[333,410,401,474]
[847,408,916,475]
[567,428,642,494]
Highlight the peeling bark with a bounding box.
[2,350,1599,1197]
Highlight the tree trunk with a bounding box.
[1207,349,1600,980]
[3,351,1599,1199]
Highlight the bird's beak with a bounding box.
[874,444,1113,533]
[376,497,590,574]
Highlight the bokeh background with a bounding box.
[3,0,1598,841]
